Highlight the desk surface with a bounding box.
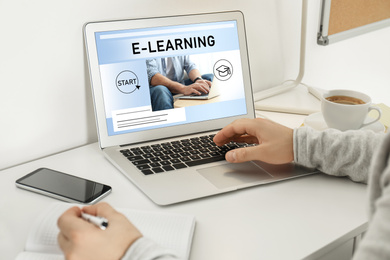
[1,111,368,259]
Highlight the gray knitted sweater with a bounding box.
[294,127,390,259]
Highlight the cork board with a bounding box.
[328,0,390,35]
[318,0,390,45]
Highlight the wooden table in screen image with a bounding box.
[173,95,221,108]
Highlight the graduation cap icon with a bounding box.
[213,59,233,81]
[216,65,231,77]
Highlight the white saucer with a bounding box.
[304,112,386,133]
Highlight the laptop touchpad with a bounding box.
[197,161,272,189]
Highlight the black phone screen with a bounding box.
[16,168,111,203]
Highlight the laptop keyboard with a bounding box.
[119,134,254,175]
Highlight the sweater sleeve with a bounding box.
[353,133,390,259]
[293,127,384,184]
[121,237,181,260]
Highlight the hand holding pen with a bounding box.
[57,202,142,259]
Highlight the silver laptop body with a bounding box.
[84,11,317,205]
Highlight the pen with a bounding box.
[81,212,109,230]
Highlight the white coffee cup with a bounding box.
[322,89,382,131]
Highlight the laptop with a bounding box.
[176,78,220,100]
[84,11,317,205]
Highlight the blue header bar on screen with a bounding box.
[95,21,239,64]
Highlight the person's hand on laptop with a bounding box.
[57,202,142,260]
[182,80,211,96]
[150,72,210,96]
[213,118,294,164]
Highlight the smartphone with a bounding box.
[15,168,112,204]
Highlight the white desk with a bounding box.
[0,112,368,260]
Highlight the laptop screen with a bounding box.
[85,12,254,147]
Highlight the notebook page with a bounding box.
[24,203,64,254]
[120,209,196,259]
[22,203,195,259]
[15,252,64,260]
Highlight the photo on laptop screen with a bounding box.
[92,19,248,137]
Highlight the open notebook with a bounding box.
[16,203,195,260]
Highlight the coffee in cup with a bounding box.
[325,95,365,105]
[321,89,381,131]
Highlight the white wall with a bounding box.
[281,1,390,104]
[0,0,286,170]
[1,0,389,170]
